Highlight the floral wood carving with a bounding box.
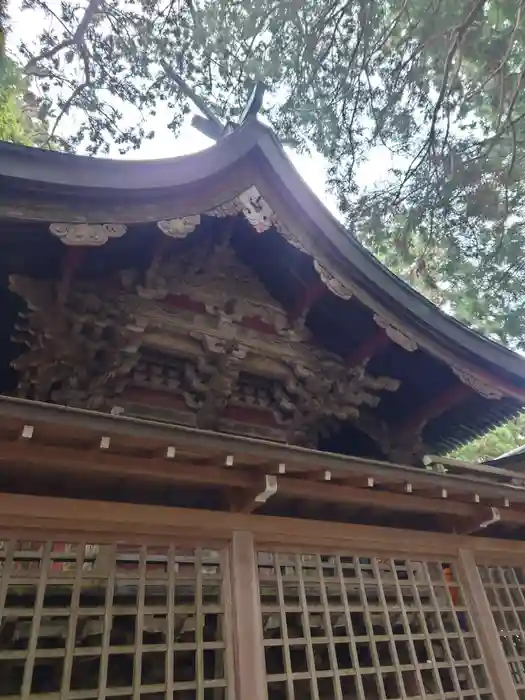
[238,186,276,233]
[206,198,244,218]
[451,366,503,400]
[373,314,418,352]
[314,260,354,300]
[157,215,201,238]
[49,223,126,246]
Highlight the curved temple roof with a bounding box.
[0,117,524,457]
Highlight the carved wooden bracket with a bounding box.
[154,186,357,303]
[49,223,126,246]
[313,261,354,300]
[373,314,418,352]
[157,215,201,238]
[451,366,503,400]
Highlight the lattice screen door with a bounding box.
[257,551,496,700]
[0,539,232,700]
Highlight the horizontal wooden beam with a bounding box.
[0,492,524,562]
[0,439,516,524]
[0,396,521,504]
[0,440,258,490]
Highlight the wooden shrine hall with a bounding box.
[2,112,525,700]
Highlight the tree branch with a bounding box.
[44,45,91,146]
[161,59,224,128]
[23,0,103,74]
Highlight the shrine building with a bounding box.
[1,113,525,700]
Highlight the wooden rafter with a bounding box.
[288,278,326,321]
[396,381,473,437]
[345,329,390,367]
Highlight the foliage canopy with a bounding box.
[451,412,525,463]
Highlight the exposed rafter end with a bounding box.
[229,474,278,514]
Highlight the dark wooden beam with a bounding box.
[289,279,326,322]
[396,381,472,436]
[0,439,512,524]
[3,492,525,562]
[0,440,257,491]
[58,247,84,303]
[0,397,523,506]
[345,329,390,367]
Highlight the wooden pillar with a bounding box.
[457,549,519,700]
[230,530,267,700]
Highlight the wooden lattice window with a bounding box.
[257,552,494,700]
[0,539,231,699]
[478,564,525,698]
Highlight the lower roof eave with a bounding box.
[0,395,524,520]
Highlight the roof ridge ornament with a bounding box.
[191,82,267,141]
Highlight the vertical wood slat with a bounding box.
[295,554,320,700]
[355,558,388,700]
[316,556,343,700]
[166,545,176,699]
[221,547,236,700]
[21,542,52,699]
[457,548,519,700]
[230,531,267,700]
[420,562,463,698]
[406,563,447,696]
[436,563,481,698]
[274,552,295,700]
[0,540,14,626]
[60,543,85,695]
[371,559,407,700]
[196,548,205,700]
[98,545,116,698]
[133,546,147,700]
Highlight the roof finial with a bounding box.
[191,81,266,141]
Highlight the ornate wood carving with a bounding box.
[11,223,402,447]
[237,186,275,232]
[451,366,503,400]
[9,274,146,408]
[155,187,356,300]
[373,314,418,352]
[49,223,126,246]
[133,231,401,444]
[157,215,201,239]
[313,261,354,301]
